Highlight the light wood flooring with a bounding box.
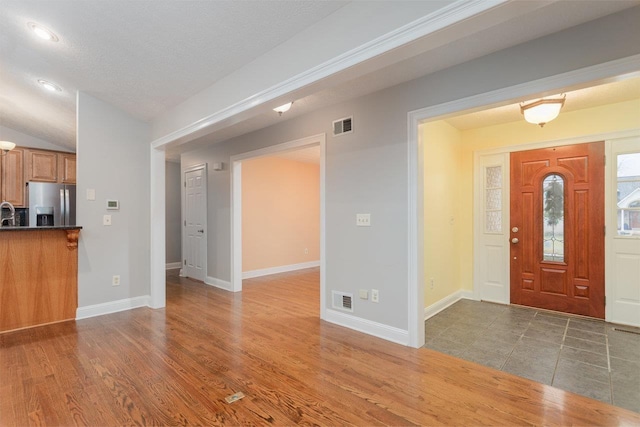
[1,268,639,425]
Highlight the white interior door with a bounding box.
[184,165,207,281]
[606,136,640,327]
[474,153,510,303]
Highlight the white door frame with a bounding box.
[182,163,208,280]
[230,134,327,314]
[407,55,640,348]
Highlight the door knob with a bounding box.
[511,238,519,244]
[197,229,204,233]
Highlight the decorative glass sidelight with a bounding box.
[485,166,502,233]
[543,174,565,262]
[616,152,640,236]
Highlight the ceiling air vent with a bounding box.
[333,116,353,137]
[332,291,354,312]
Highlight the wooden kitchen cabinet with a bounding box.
[26,149,58,182]
[1,148,26,207]
[58,153,76,184]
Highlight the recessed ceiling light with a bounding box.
[27,22,59,42]
[37,79,62,92]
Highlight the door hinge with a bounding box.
[184,181,186,187]
[604,154,606,166]
[184,220,186,226]
[183,259,186,265]
[604,295,606,306]
[604,225,606,236]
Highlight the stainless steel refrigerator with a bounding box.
[28,182,76,226]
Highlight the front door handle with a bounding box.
[511,238,519,244]
[197,229,204,233]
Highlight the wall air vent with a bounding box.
[332,116,353,137]
[331,291,354,312]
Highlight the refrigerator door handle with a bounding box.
[65,189,70,226]
[60,189,65,225]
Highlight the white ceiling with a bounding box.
[1,1,639,154]
[0,0,347,150]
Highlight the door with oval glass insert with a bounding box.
[510,142,605,318]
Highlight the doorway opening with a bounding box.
[230,134,326,315]
[413,73,640,348]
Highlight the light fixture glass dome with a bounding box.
[520,95,565,127]
[273,102,293,115]
[0,141,16,153]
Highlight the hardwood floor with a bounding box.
[2,268,639,425]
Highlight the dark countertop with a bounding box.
[0,226,82,232]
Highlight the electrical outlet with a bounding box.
[112,275,120,286]
[103,214,112,226]
[371,289,379,303]
[304,248,309,254]
[356,213,371,227]
[359,289,368,300]
[430,278,435,289]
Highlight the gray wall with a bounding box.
[181,8,640,331]
[77,92,151,307]
[165,160,182,265]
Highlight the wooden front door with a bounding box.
[510,142,605,318]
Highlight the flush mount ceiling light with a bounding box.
[273,102,293,116]
[37,79,62,92]
[27,22,59,42]
[520,95,566,127]
[0,141,16,155]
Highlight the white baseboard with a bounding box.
[76,295,150,320]
[166,262,181,270]
[325,309,409,346]
[205,276,234,292]
[242,260,320,279]
[424,290,476,320]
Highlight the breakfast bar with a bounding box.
[0,226,81,333]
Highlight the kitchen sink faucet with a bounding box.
[0,201,16,226]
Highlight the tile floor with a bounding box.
[424,299,640,413]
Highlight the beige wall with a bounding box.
[242,156,320,272]
[423,121,463,306]
[423,99,640,307]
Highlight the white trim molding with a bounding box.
[424,290,476,321]
[242,261,320,279]
[325,309,409,346]
[76,296,151,320]
[166,262,182,270]
[205,276,234,292]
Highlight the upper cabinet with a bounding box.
[58,153,76,184]
[1,148,75,207]
[1,148,26,207]
[26,149,58,182]
[25,149,76,184]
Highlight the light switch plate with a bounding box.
[103,215,112,226]
[356,213,371,226]
[87,188,96,201]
